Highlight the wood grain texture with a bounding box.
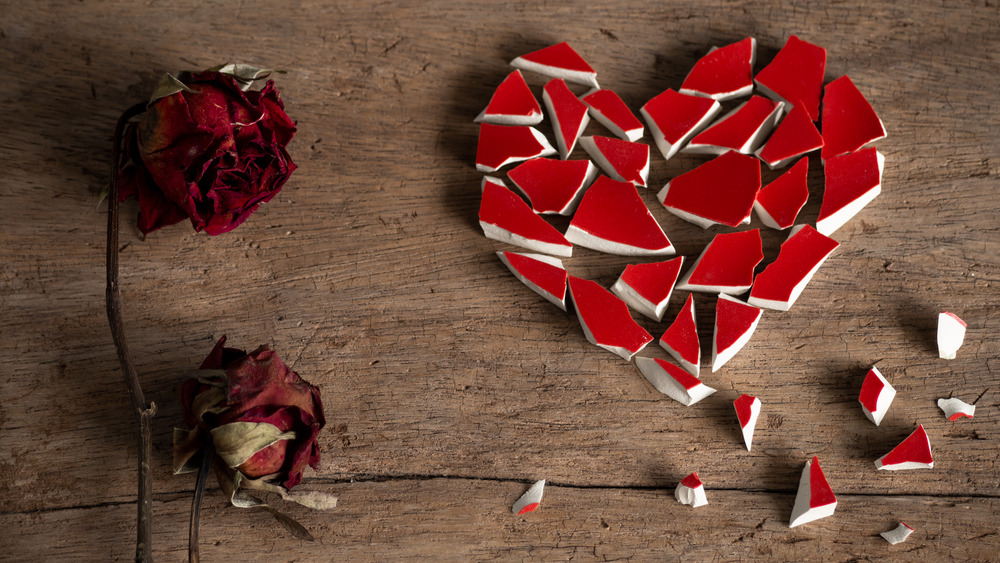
[1,0,999,560]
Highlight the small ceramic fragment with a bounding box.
[679,37,756,101]
[635,356,716,406]
[754,35,827,121]
[875,425,934,470]
[755,102,824,169]
[821,75,886,160]
[512,479,546,515]
[579,136,650,188]
[674,472,708,507]
[789,456,837,528]
[478,177,572,257]
[684,96,784,155]
[476,123,556,173]
[566,176,674,256]
[641,89,721,161]
[543,78,591,159]
[474,70,543,126]
[507,158,597,215]
[748,224,839,311]
[497,251,569,311]
[734,394,761,451]
[659,294,700,376]
[582,89,644,141]
[816,147,884,236]
[568,276,653,361]
[611,256,684,321]
[676,229,763,295]
[937,312,967,360]
[881,522,914,545]
[937,397,975,420]
[753,158,810,230]
[712,294,763,372]
[510,42,599,88]
[658,151,761,229]
[858,366,896,426]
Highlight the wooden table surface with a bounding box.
[3,1,999,560]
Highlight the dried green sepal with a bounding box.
[172,427,205,474]
[210,421,296,468]
[149,73,199,104]
[210,63,273,91]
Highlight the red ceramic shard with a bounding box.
[734,394,761,451]
[474,70,543,126]
[510,42,599,89]
[748,224,839,311]
[679,37,757,101]
[937,397,975,420]
[507,157,597,215]
[753,158,810,230]
[821,75,886,160]
[568,276,653,360]
[675,471,708,507]
[497,251,569,311]
[641,89,721,161]
[881,523,915,545]
[754,35,827,121]
[611,256,684,321]
[543,79,590,159]
[789,456,837,528]
[478,177,572,257]
[676,229,763,295]
[755,102,824,169]
[578,136,650,188]
[512,479,545,515]
[712,294,763,372]
[659,294,700,376]
[685,96,784,155]
[937,311,967,360]
[566,176,674,256]
[582,89,644,141]
[816,147,884,236]
[858,366,896,426]
[658,151,761,229]
[875,425,934,470]
[635,356,716,406]
[476,123,556,173]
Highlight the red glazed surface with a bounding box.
[589,136,649,186]
[582,89,644,136]
[518,42,595,73]
[544,78,590,154]
[754,35,827,121]
[476,123,551,171]
[881,425,933,466]
[749,225,839,302]
[661,294,699,365]
[652,356,703,390]
[754,158,810,229]
[756,102,823,166]
[570,176,670,251]
[479,181,570,247]
[686,229,763,289]
[620,257,684,304]
[821,75,886,160]
[662,151,761,227]
[734,394,757,428]
[681,38,755,98]
[483,70,542,121]
[501,251,568,301]
[715,295,762,353]
[818,147,881,223]
[681,471,703,488]
[808,456,836,508]
[517,502,540,515]
[568,276,653,353]
[858,368,887,413]
[689,95,780,150]
[642,89,719,144]
[507,158,592,214]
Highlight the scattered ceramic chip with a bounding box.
[816,147,884,236]
[582,89,644,141]
[476,123,556,173]
[510,42,599,89]
[676,229,764,295]
[659,294,700,376]
[658,151,761,229]
[641,89,721,161]
[566,176,674,256]
[512,479,546,515]
[755,102,824,169]
[937,311,967,360]
[748,224,839,311]
[858,366,896,426]
[821,75,887,160]
[507,157,597,215]
[474,70,543,126]
[734,394,761,451]
[635,356,717,406]
[684,96,784,155]
[679,37,757,101]
[789,456,837,528]
[675,472,708,507]
[753,158,810,230]
[881,522,915,545]
[754,35,827,121]
[712,294,763,372]
[497,251,569,311]
[875,425,934,470]
[579,136,650,188]
[568,276,653,361]
[611,256,684,321]
[543,78,591,159]
[937,397,975,420]
[479,177,572,257]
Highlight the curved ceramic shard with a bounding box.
[659,294,700,377]
[679,37,756,101]
[875,425,934,470]
[512,479,546,515]
[789,456,837,528]
[476,123,556,173]
[611,256,684,321]
[635,356,716,406]
[816,147,884,236]
[507,157,597,215]
[510,42,599,88]
[937,397,975,421]
[475,70,543,126]
[582,88,644,141]
[568,276,653,361]
[734,394,761,451]
[478,178,572,257]
[881,522,914,545]
[748,224,839,311]
[712,294,763,372]
[753,158,810,230]
[754,35,827,121]
[658,151,761,229]
[675,472,708,507]
[543,78,590,159]
[676,229,763,295]
[641,89,721,161]
[566,176,674,256]
[684,96,784,155]
[579,136,650,188]
[497,251,568,311]
[821,75,886,160]
[858,366,895,426]
[937,311,966,360]
[755,101,824,169]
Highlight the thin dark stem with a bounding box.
[106,102,156,563]
[188,446,213,563]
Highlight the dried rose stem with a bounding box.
[188,444,213,563]
[106,102,156,563]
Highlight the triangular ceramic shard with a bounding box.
[816,147,884,236]
[875,425,934,470]
[679,37,757,101]
[938,397,975,420]
[582,89,645,141]
[543,79,591,159]
[789,456,837,528]
[858,366,896,426]
[474,70,544,126]
[937,311,966,360]
[658,151,761,229]
[568,276,653,361]
[754,35,827,121]
[734,394,761,451]
[566,176,674,256]
[748,224,839,311]
[821,75,887,160]
[684,96,784,155]
[712,294,763,372]
[635,356,716,406]
[881,523,915,545]
[578,136,650,188]
[478,178,572,257]
[755,102,824,169]
[476,123,556,173]
[753,158,810,230]
[659,294,700,376]
[512,479,546,515]
[675,472,708,507]
[497,251,569,311]
[611,257,684,321]
[641,89,721,161]
[507,158,597,215]
[510,42,599,88]
[676,229,763,295]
